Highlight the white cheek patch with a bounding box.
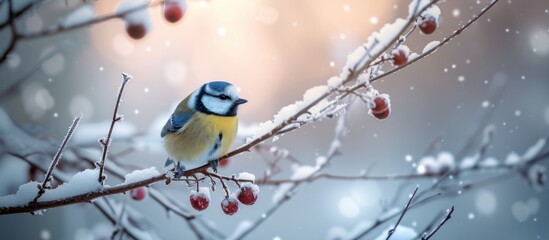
[187,90,199,109]
[202,95,232,115]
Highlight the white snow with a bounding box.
[238,172,256,182]
[122,167,160,185]
[460,154,479,169]
[417,152,455,174]
[479,157,499,168]
[408,0,437,17]
[62,5,95,28]
[504,152,521,165]
[422,41,440,54]
[40,169,103,201]
[327,76,343,90]
[247,85,330,142]
[227,220,252,240]
[374,225,417,240]
[422,4,441,21]
[523,138,546,161]
[191,187,211,201]
[291,165,317,180]
[341,18,407,80]
[0,181,40,207]
[116,0,152,31]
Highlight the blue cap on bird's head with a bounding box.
[192,81,247,116]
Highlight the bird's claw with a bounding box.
[209,159,219,173]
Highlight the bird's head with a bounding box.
[189,81,247,116]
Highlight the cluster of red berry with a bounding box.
[125,1,186,40]
[129,182,259,216]
[191,182,259,215]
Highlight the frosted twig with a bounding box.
[350,193,442,239]
[19,0,165,39]
[33,116,81,203]
[98,73,132,184]
[386,187,418,240]
[421,206,455,240]
[367,0,501,86]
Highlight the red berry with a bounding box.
[190,187,210,211]
[391,47,409,66]
[130,187,147,201]
[418,16,437,35]
[373,108,390,120]
[371,95,389,114]
[219,158,229,168]
[163,4,184,23]
[237,183,259,205]
[126,23,146,39]
[221,196,239,215]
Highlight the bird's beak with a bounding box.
[235,98,248,105]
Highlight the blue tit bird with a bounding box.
[161,81,247,176]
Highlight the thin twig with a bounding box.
[422,206,455,240]
[33,116,81,202]
[18,1,165,40]
[98,73,132,183]
[386,187,418,240]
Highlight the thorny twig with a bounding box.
[33,116,81,203]
[98,73,131,183]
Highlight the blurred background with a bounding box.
[0,0,548,239]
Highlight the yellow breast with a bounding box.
[163,112,238,167]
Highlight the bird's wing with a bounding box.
[160,112,193,138]
[161,97,196,138]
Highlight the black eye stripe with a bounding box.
[204,91,231,100]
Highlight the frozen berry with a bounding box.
[237,183,259,205]
[163,3,184,23]
[190,187,210,211]
[371,95,389,114]
[391,46,410,66]
[130,187,147,201]
[373,108,390,120]
[126,23,146,39]
[221,196,239,215]
[418,16,437,35]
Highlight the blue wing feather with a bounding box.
[160,113,192,138]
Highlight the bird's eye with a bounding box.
[218,94,231,100]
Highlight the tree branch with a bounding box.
[422,206,455,240]
[386,187,418,240]
[33,116,81,202]
[98,73,131,183]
